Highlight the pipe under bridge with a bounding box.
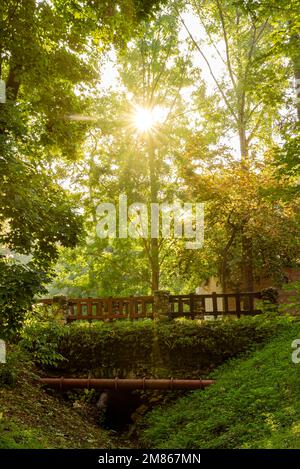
[39,377,215,391]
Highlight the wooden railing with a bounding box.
[169,291,262,319]
[38,291,262,321]
[39,295,155,321]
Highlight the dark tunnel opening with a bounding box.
[96,390,142,430]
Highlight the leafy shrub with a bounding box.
[0,259,48,340]
[21,314,290,377]
[21,320,66,367]
[0,346,32,387]
[0,366,16,387]
[0,349,19,387]
[279,281,300,314]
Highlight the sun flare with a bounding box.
[133,105,168,132]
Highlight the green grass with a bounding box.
[140,319,300,449]
[0,418,46,449]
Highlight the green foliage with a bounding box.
[0,345,32,388]
[140,318,300,449]
[48,9,197,296]
[278,282,300,315]
[0,366,16,388]
[0,0,166,306]
[272,124,300,200]
[0,415,46,449]
[49,239,152,297]
[255,287,280,314]
[0,153,83,266]
[21,319,66,368]
[21,315,289,377]
[0,259,49,339]
[179,163,300,291]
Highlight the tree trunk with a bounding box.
[242,234,254,292]
[239,121,254,292]
[151,237,159,292]
[148,136,160,293]
[238,124,248,161]
[289,30,300,121]
[294,61,300,121]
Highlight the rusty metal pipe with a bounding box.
[39,377,215,391]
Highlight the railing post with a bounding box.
[189,293,195,319]
[212,292,218,318]
[236,292,241,319]
[129,295,135,320]
[223,294,229,316]
[52,295,69,323]
[249,292,254,315]
[107,297,113,320]
[153,290,170,321]
[87,297,93,322]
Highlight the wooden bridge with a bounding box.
[38,291,263,322]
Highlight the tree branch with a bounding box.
[216,0,237,90]
[178,12,238,122]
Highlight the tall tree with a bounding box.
[117,12,194,290]
[178,0,293,291]
[50,11,196,294]
[239,0,300,204]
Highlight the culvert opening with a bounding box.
[95,389,196,431]
[96,390,142,430]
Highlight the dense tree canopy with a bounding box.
[0,0,164,265]
[0,0,165,333]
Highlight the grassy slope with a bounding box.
[0,367,114,449]
[140,319,300,449]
